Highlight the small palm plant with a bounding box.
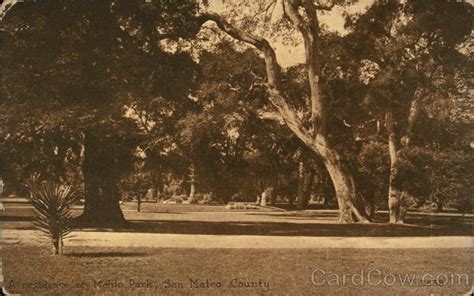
[26,179,77,255]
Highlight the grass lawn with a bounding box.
[2,245,472,296]
[3,203,473,236]
[2,203,472,295]
[120,202,274,212]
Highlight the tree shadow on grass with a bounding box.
[246,212,339,219]
[0,215,35,221]
[123,210,187,215]
[3,209,472,237]
[73,217,473,237]
[246,211,474,226]
[65,252,148,258]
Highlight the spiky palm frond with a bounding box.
[26,181,77,242]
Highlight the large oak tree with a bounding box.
[0,0,197,225]
[188,0,369,222]
[348,0,472,223]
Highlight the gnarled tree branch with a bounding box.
[283,0,326,136]
[400,88,423,146]
[199,12,327,151]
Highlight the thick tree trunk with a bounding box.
[52,237,63,255]
[283,2,367,222]
[77,131,125,227]
[319,144,367,223]
[154,177,163,203]
[386,91,423,223]
[388,181,403,224]
[386,111,404,224]
[189,183,195,199]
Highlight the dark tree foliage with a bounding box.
[344,0,473,215]
[0,0,198,225]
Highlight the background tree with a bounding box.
[172,0,373,222]
[347,0,473,222]
[174,43,292,202]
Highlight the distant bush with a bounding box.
[230,192,255,203]
[163,183,184,197]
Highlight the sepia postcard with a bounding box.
[0,0,472,295]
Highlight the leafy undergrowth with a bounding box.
[3,245,472,295]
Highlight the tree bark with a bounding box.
[288,193,295,206]
[137,193,141,212]
[260,190,267,206]
[284,0,367,222]
[386,111,404,224]
[270,187,277,205]
[385,89,423,223]
[189,163,196,199]
[297,163,314,210]
[77,131,125,226]
[304,168,315,204]
[296,161,305,210]
[320,145,367,222]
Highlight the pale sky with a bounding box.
[3,0,375,68]
[280,0,374,67]
[207,0,375,67]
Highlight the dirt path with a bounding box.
[2,229,472,249]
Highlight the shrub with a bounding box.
[26,180,77,255]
